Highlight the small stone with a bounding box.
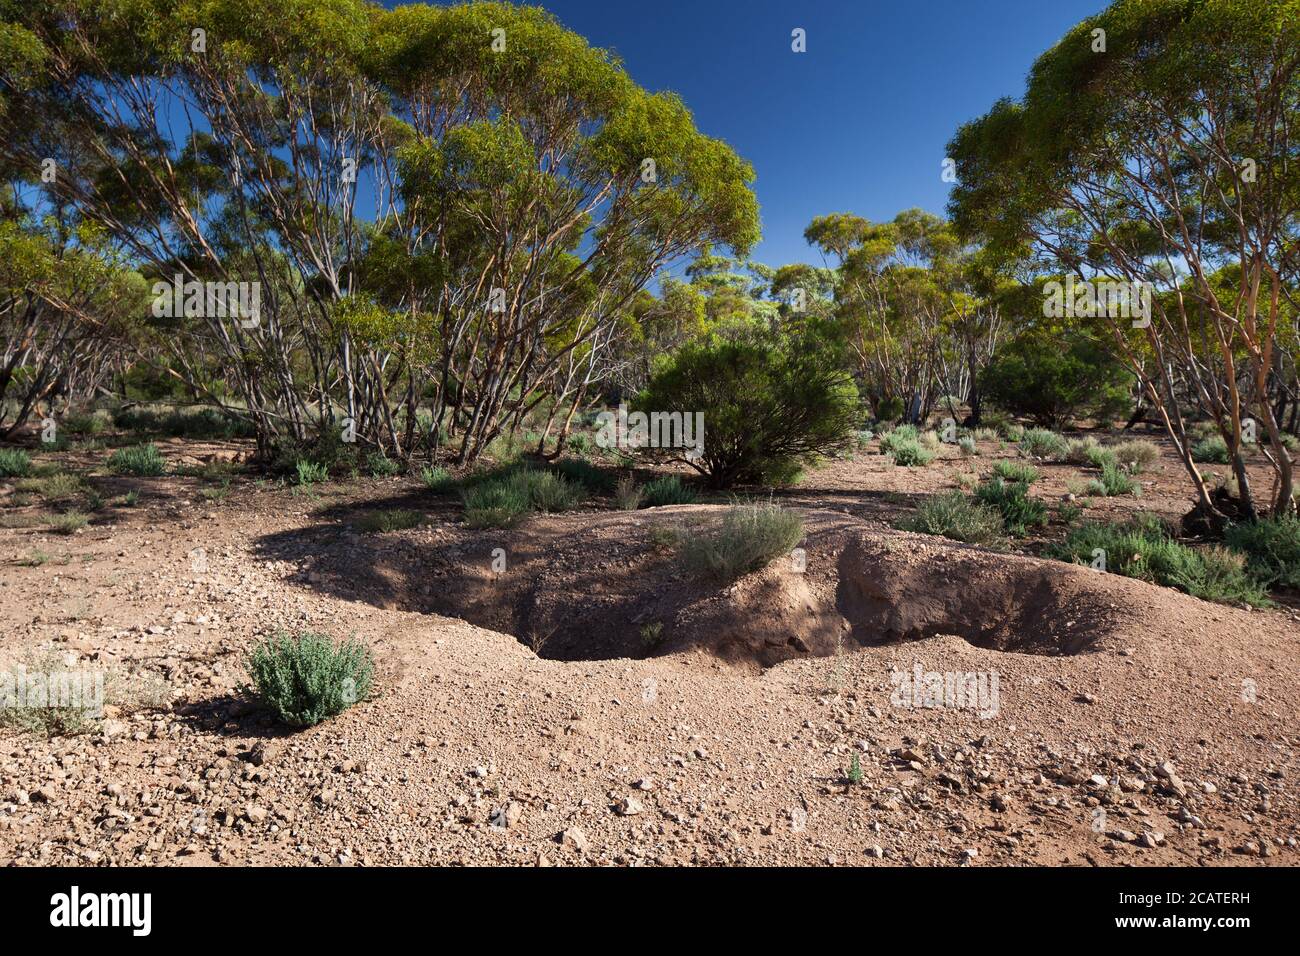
[560,828,588,852]
[615,796,644,816]
[1140,831,1164,848]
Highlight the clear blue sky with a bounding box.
[515,0,1108,273]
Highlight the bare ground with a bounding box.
[0,430,1297,866]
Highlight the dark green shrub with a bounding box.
[554,457,614,492]
[295,459,328,486]
[974,477,1047,535]
[1018,428,1069,461]
[108,443,166,476]
[680,503,804,581]
[461,468,582,528]
[1224,513,1300,589]
[898,491,1005,545]
[980,332,1131,428]
[641,475,697,507]
[634,329,860,488]
[874,395,905,422]
[1088,460,1140,497]
[419,465,455,492]
[0,448,32,478]
[993,460,1040,483]
[366,452,402,478]
[245,633,374,727]
[1192,435,1230,464]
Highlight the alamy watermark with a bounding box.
[595,404,704,460]
[151,273,261,327]
[1043,275,1152,328]
[889,663,1000,719]
[0,665,104,717]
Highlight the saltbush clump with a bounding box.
[108,443,166,476]
[680,503,804,581]
[0,448,32,478]
[1224,513,1300,589]
[245,633,374,727]
[899,491,1005,546]
[1018,428,1068,461]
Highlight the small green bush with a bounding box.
[419,465,455,492]
[1192,434,1230,464]
[366,452,402,478]
[1224,513,1300,589]
[680,503,804,581]
[0,448,32,478]
[1050,518,1268,606]
[17,472,84,500]
[108,443,166,476]
[47,511,89,535]
[974,477,1048,536]
[1109,440,1160,473]
[356,509,423,533]
[899,491,1005,545]
[295,459,329,486]
[641,475,697,507]
[461,468,582,528]
[886,437,936,466]
[1018,428,1068,461]
[615,475,643,510]
[554,457,614,492]
[1087,461,1140,497]
[244,633,374,727]
[1065,437,1114,468]
[993,460,1040,484]
[958,435,978,456]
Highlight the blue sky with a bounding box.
[508,0,1108,274]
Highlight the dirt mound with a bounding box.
[259,506,1197,667]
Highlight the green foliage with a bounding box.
[295,459,329,486]
[1109,440,1159,473]
[1192,435,1230,464]
[1087,460,1140,497]
[635,329,859,488]
[419,465,455,492]
[958,435,978,456]
[356,509,423,533]
[1050,519,1269,607]
[874,396,905,422]
[107,443,166,476]
[980,334,1131,429]
[847,752,864,785]
[974,477,1047,536]
[64,409,111,436]
[18,471,84,500]
[614,475,643,510]
[886,436,935,466]
[899,491,1005,546]
[244,633,374,728]
[641,475,697,507]
[1018,428,1069,461]
[680,503,804,581]
[47,511,88,535]
[554,457,614,492]
[461,467,583,528]
[0,448,31,478]
[1224,514,1300,589]
[366,452,402,478]
[113,406,255,440]
[1065,436,1115,468]
[993,460,1040,483]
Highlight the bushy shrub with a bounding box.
[1224,513,1300,589]
[974,477,1048,535]
[64,409,111,436]
[108,443,166,476]
[1109,440,1160,473]
[295,459,329,486]
[1065,436,1114,468]
[1192,435,1230,464]
[899,491,1005,545]
[641,475,697,507]
[0,448,32,478]
[1050,518,1268,606]
[615,475,643,510]
[1018,428,1069,461]
[47,511,88,535]
[419,465,455,492]
[366,452,402,478]
[245,633,374,727]
[356,509,423,533]
[635,329,860,487]
[554,457,614,492]
[1087,461,1140,497]
[461,468,582,528]
[17,472,84,500]
[993,460,1040,484]
[886,436,936,466]
[680,503,804,581]
[980,332,1132,428]
[958,435,978,456]
[874,395,905,422]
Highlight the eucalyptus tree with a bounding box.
[948,0,1299,520]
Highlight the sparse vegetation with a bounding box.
[420,465,455,492]
[1087,461,1140,498]
[993,460,1040,484]
[641,475,697,507]
[974,477,1047,536]
[1018,428,1068,461]
[461,468,583,528]
[47,511,88,535]
[356,509,424,533]
[615,475,644,511]
[0,448,32,478]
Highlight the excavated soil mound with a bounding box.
[262,506,1196,667]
